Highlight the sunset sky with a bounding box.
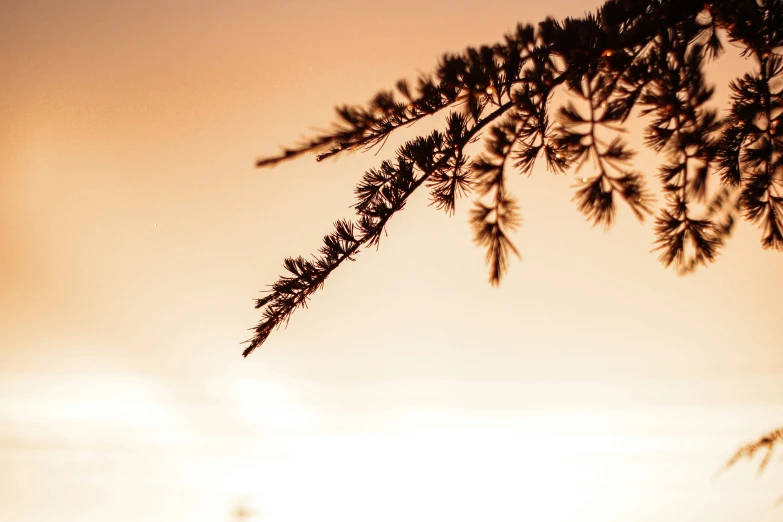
[2,1,783,521]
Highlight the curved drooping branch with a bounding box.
[247,0,783,354]
[245,108,514,356]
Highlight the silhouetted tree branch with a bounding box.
[725,427,783,475]
[246,0,782,356]
[244,0,783,505]
[721,427,783,503]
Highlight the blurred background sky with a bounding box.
[2,1,783,521]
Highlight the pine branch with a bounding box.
[255,25,543,168]
[723,427,783,476]
[247,0,783,355]
[640,31,730,273]
[558,73,655,229]
[245,105,517,354]
[254,77,460,168]
[426,113,474,215]
[244,161,425,356]
[470,111,525,285]
[737,54,783,250]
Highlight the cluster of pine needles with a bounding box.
[246,0,783,497]
[246,0,782,356]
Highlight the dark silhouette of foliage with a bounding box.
[725,428,783,475]
[245,0,783,356]
[721,427,783,503]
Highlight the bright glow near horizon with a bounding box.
[2,0,783,521]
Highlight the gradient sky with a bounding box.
[2,1,783,521]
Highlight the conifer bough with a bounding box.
[245,0,782,357]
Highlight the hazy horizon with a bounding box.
[2,1,783,521]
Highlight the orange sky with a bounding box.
[2,1,783,521]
